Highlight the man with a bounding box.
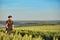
[5,16,14,34]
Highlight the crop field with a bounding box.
[0,25,60,40]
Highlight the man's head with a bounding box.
[8,16,12,20]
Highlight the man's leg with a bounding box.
[8,28,13,34]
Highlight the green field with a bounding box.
[0,25,60,40]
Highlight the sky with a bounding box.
[0,0,60,20]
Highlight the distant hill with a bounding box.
[0,20,60,27]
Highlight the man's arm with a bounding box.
[6,21,8,28]
[12,25,14,29]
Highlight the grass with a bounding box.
[0,25,60,40]
[14,25,60,32]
